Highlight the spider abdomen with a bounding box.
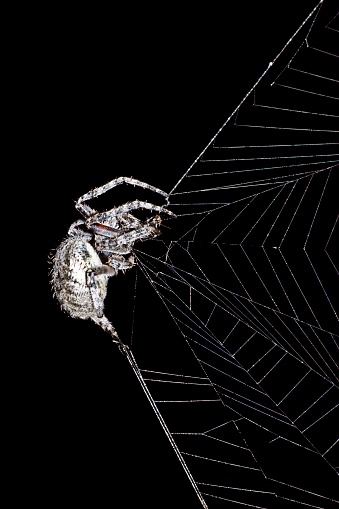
[51,237,108,320]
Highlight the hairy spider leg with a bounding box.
[112,200,175,216]
[106,254,135,273]
[76,177,170,218]
[97,222,162,251]
[86,266,116,318]
[91,314,127,351]
[68,219,92,240]
[86,264,129,350]
[86,269,105,318]
[85,202,175,238]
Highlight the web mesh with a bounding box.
[128,2,338,507]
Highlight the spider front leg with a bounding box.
[112,200,175,217]
[75,177,170,218]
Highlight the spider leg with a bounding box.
[112,200,175,217]
[107,254,135,273]
[86,266,115,318]
[87,263,131,353]
[76,177,169,218]
[91,314,128,352]
[68,220,92,240]
[99,221,161,252]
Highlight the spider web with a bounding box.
[125,1,339,507]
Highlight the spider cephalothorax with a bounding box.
[50,177,175,348]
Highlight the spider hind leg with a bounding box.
[91,314,127,352]
[86,265,115,317]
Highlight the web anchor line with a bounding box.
[115,340,210,509]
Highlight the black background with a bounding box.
[22,1,337,507]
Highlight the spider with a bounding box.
[50,176,175,352]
